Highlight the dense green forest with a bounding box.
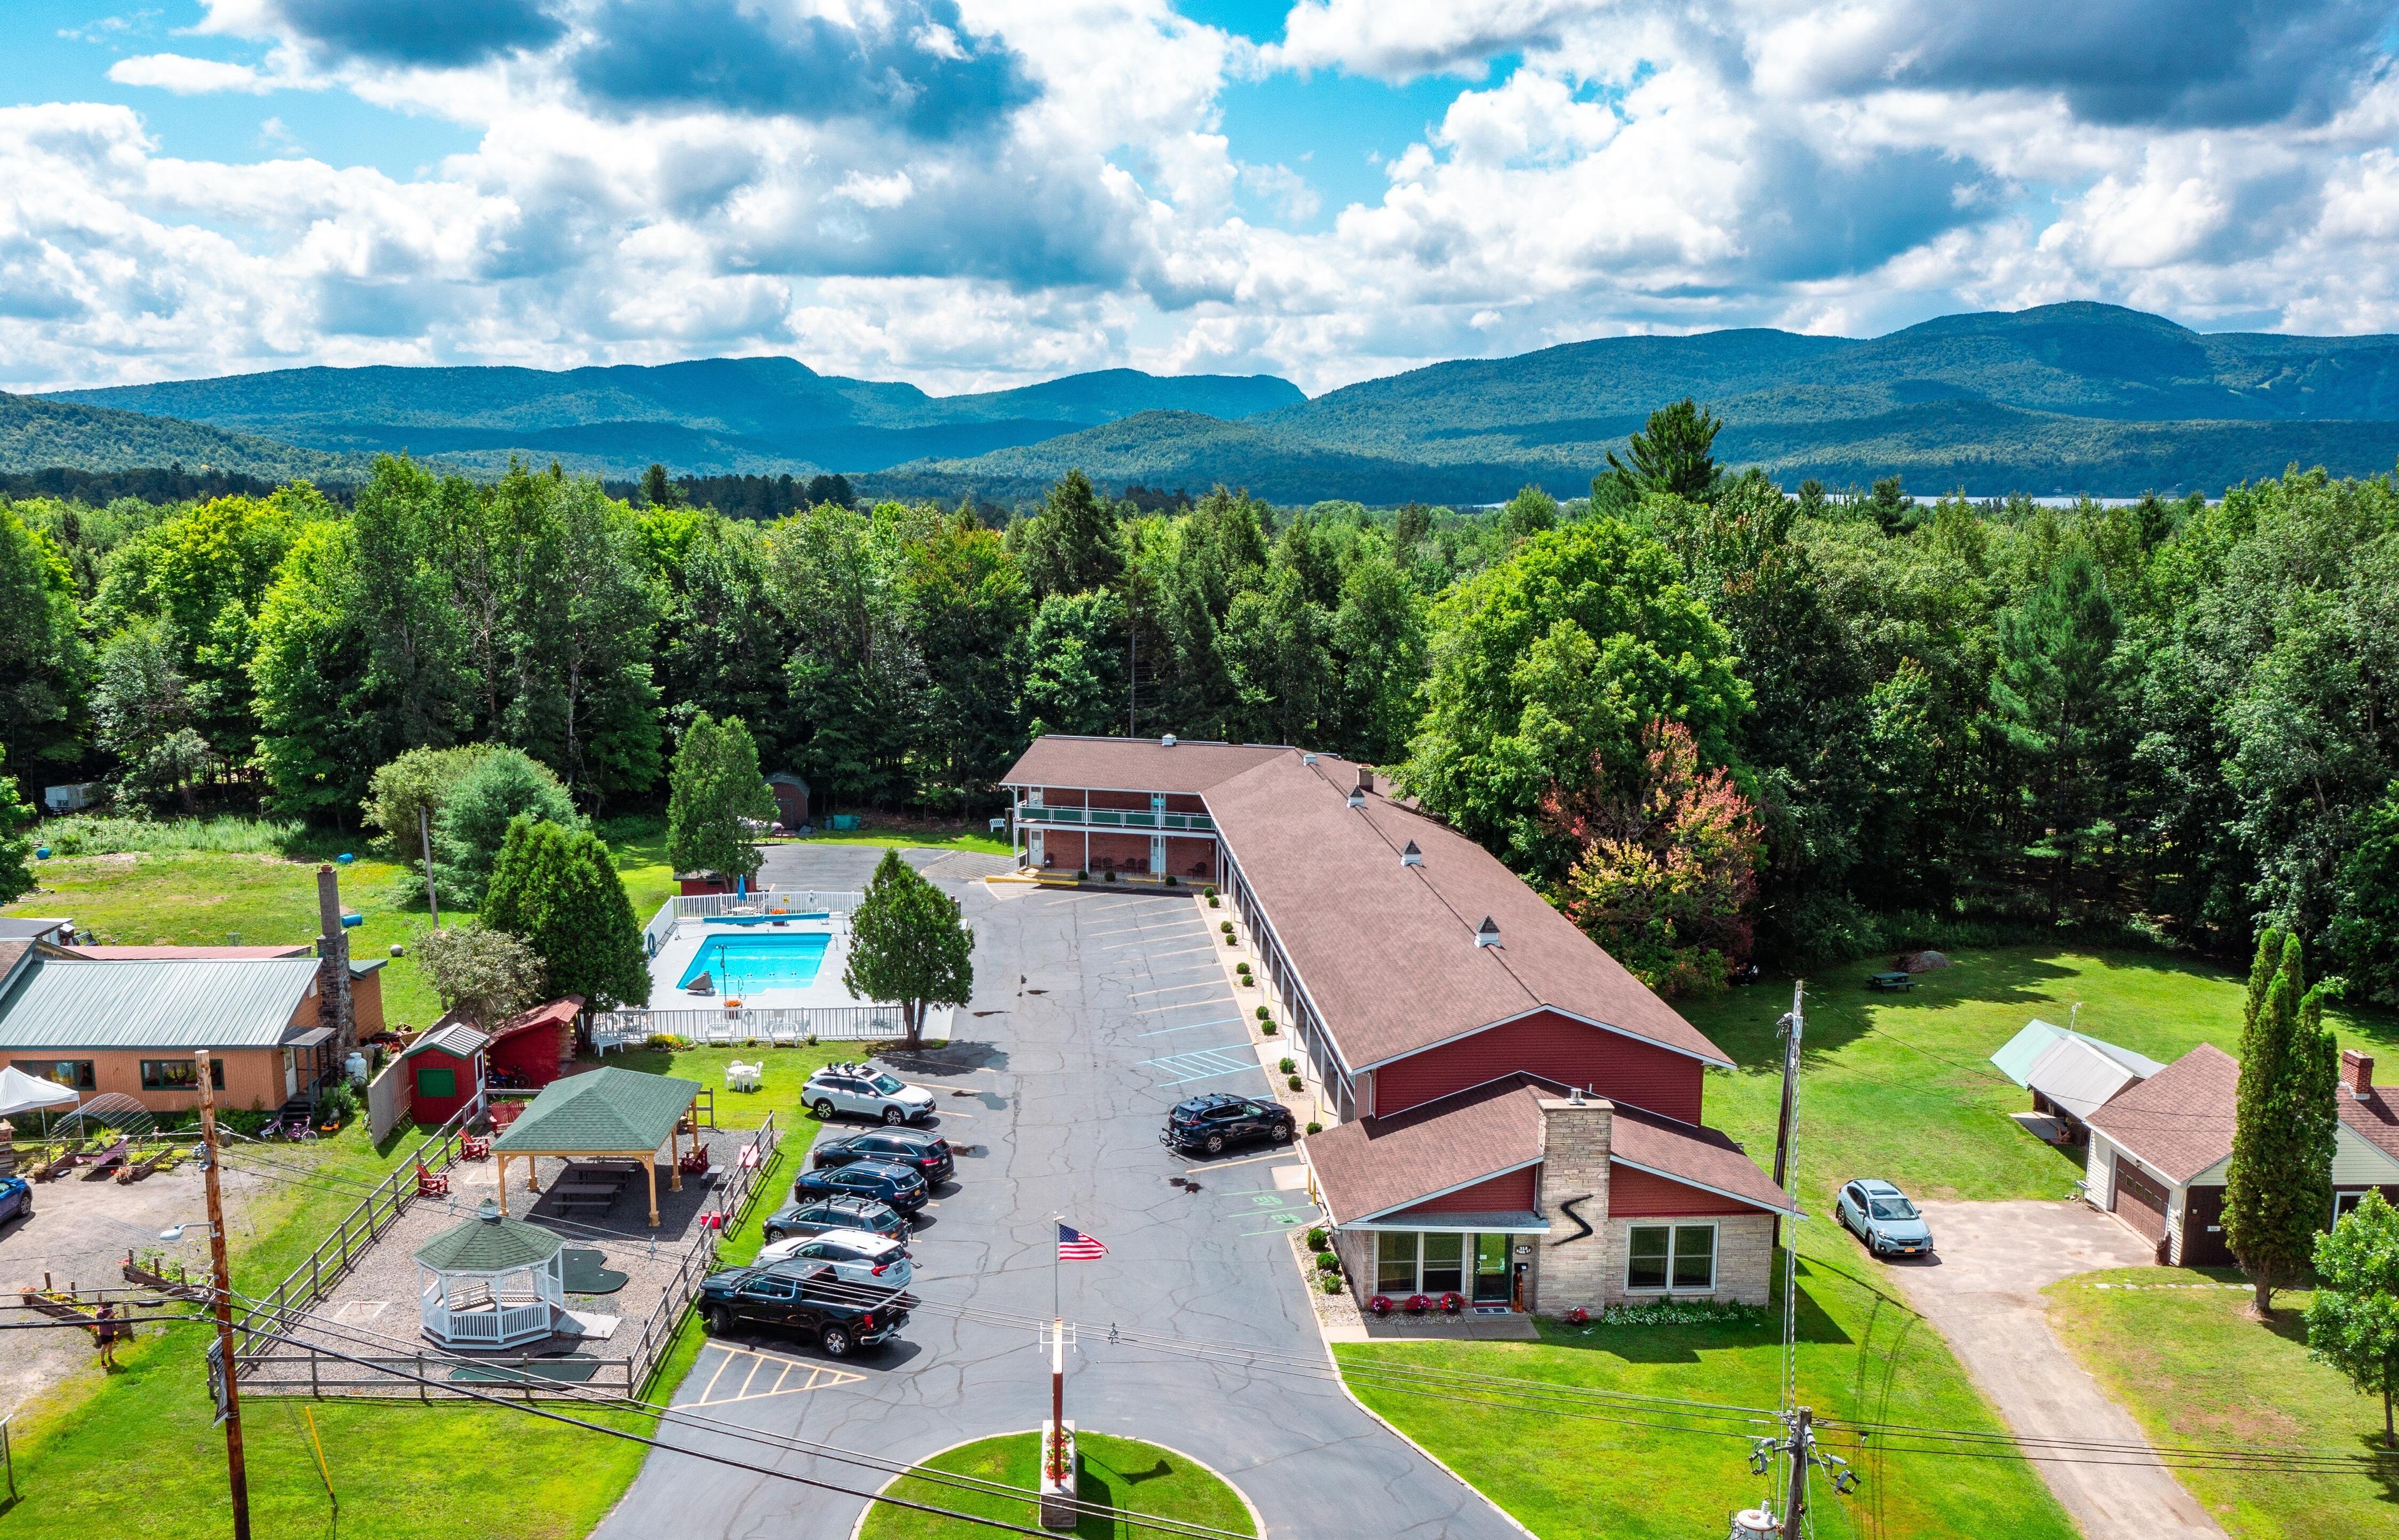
[4,409,2397,1003]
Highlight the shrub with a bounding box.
[1286,1074,1303,1091]
[1315,1250,1340,1273]
[1204,885,1218,900]
[1075,868,1088,881]
[644,1033,683,1051]
[1165,875,1178,887]
[1278,1056,1295,1074]
[1306,1120,1321,1135]
[1260,1021,1277,1035]
[1104,869,1117,883]
[1235,960,1250,973]
[805,1033,819,1046]
[1321,1273,1344,1294]
[1220,921,1233,934]
[1306,1226,1328,1251]
[1254,1005,1268,1019]
[1224,934,1236,946]
[318,1081,360,1121]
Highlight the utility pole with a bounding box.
[419,807,441,927]
[1779,1408,1812,1539]
[196,1050,252,1540]
[1771,981,1804,1190]
[315,865,355,1057]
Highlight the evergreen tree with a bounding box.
[432,747,580,908]
[2224,930,2341,1317]
[1601,399,1724,504]
[483,817,649,1012]
[1986,547,2122,912]
[667,712,777,887]
[0,758,34,907]
[843,848,973,1050]
[2307,1191,2399,1448]
[1015,470,1123,599]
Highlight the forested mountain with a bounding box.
[0,391,367,482]
[44,359,1306,479]
[886,305,2399,501]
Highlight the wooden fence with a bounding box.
[234,1115,783,1401]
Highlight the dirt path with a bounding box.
[1885,1200,2224,1540]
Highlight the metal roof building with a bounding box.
[0,956,324,1050]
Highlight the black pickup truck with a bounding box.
[697,1260,914,1358]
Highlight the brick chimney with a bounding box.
[1536,1090,1612,1317]
[316,864,355,1058]
[2342,1049,2374,1095]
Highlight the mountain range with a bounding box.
[16,302,2399,502]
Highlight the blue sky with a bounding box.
[1,1,2393,395]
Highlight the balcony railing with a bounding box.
[1017,805,1215,832]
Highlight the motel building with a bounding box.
[1000,735,1797,1318]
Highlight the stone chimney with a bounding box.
[1535,1090,1612,1317]
[2342,1049,2374,1095]
[316,864,355,1057]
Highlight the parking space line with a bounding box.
[1141,1042,1255,1066]
[1126,982,1223,999]
[1110,946,1214,961]
[1136,1016,1241,1036]
[1158,1065,1264,1088]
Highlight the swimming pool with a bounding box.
[677,930,832,993]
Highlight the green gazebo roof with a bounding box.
[415,1201,564,1272]
[491,1066,701,1156]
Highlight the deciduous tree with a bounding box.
[0,759,34,906]
[2307,1190,2399,1448]
[414,923,546,1028]
[667,712,777,887]
[843,848,973,1050]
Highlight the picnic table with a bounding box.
[1865,971,1915,992]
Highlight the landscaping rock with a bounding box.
[1897,950,1954,973]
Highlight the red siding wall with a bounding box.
[1374,1012,1706,1124]
[1609,1164,1759,1217]
[1388,1166,1539,1216]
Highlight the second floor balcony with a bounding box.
[1017,803,1216,833]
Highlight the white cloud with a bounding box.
[4,0,2397,399]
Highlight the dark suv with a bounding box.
[1163,1093,1296,1156]
[813,1129,955,1185]
[763,1195,910,1244]
[697,1261,910,1357]
[793,1158,930,1214]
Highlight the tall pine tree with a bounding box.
[2224,930,2340,1317]
[667,712,777,887]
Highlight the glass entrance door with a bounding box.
[1473,1234,1511,1304]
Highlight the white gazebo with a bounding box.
[414,1199,567,1349]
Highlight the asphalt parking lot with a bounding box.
[591,858,1519,1539]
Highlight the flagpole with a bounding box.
[1049,1213,1065,1483]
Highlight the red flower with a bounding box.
[1439,1292,1464,1314]
[1404,1293,1431,1314]
[1368,1294,1393,1316]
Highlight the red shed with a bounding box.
[487,996,581,1090]
[400,1022,489,1126]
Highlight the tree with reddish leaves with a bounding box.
[1542,719,1764,998]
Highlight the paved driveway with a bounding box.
[1885,1200,2225,1540]
[594,864,1519,1539]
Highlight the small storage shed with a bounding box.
[487,996,582,1090]
[414,1198,566,1349]
[677,870,733,896]
[767,772,810,829]
[401,1022,489,1125]
[1990,1019,2162,1141]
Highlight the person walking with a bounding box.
[94,1301,126,1369]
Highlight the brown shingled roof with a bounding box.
[1203,750,1727,1071]
[998,735,1291,797]
[2341,1084,2399,1167]
[1609,1104,1800,1215]
[1307,1078,1549,1224]
[2086,1043,2238,1185]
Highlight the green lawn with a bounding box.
[1338,1217,2076,1540]
[1681,947,2399,1216]
[2049,1268,2399,1539]
[858,1433,1257,1539]
[7,817,678,1029]
[770,822,1012,858]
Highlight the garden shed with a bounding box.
[491,1066,702,1227]
[400,1023,489,1126]
[414,1198,566,1349]
[767,771,810,828]
[487,996,580,1090]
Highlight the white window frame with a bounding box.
[1624,1221,1719,1294]
[2335,1190,2370,1223]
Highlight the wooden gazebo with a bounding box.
[490,1066,703,1228]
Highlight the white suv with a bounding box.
[755,1229,915,1293]
[803,1062,936,1125]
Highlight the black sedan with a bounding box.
[1162,1093,1296,1156]
[762,1195,911,1244]
[697,1260,909,1357]
[812,1129,955,1185]
[792,1158,931,1215]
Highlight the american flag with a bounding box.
[1056,1222,1108,1261]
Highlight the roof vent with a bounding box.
[1346,785,1365,809]
[1474,916,1501,948]
[1569,1086,1585,1105]
[1399,840,1423,867]
[1303,753,1316,766]
[1161,733,1177,748]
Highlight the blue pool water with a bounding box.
[677,930,832,992]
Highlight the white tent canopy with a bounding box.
[0,1066,78,1120]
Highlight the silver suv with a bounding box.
[803,1061,936,1125]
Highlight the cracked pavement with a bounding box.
[589,850,1521,1539]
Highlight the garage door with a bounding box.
[2113,1161,2169,1254]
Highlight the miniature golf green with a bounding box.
[563,1248,630,1294]
[857,1431,1257,1539]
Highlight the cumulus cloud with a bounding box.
[9,0,2399,397]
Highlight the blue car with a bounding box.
[1836,1178,1932,1258]
[791,1158,929,1215]
[0,1176,32,1228]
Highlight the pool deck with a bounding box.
[646,915,867,1011]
